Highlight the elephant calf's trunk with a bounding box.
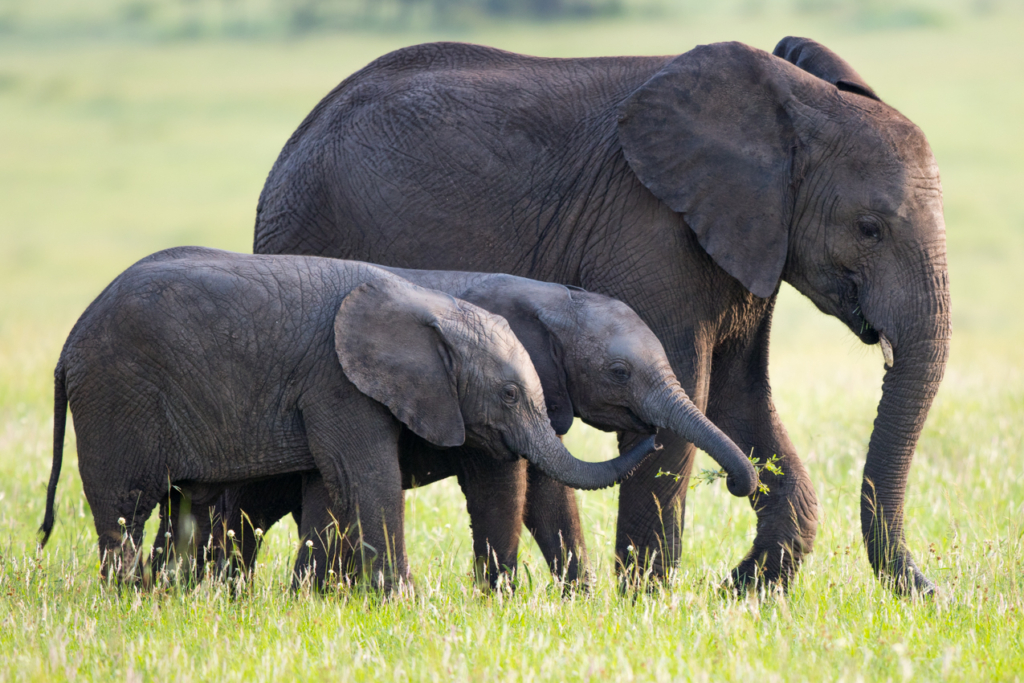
[527,434,661,491]
[655,384,759,498]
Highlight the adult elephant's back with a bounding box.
[254,42,670,278]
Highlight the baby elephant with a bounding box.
[37,247,657,589]
[191,269,759,589]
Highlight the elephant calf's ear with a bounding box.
[334,278,466,448]
[618,42,796,299]
[511,314,574,436]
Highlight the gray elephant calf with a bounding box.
[185,268,759,589]
[37,247,657,589]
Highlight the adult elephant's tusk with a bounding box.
[880,334,894,369]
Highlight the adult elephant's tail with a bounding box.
[38,359,67,548]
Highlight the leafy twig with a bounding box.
[656,453,784,495]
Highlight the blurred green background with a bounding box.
[1,1,1023,679]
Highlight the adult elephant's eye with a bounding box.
[501,383,520,405]
[608,361,631,383]
[857,216,882,241]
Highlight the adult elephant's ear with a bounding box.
[618,42,797,299]
[773,36,879,101]
[335,277,466,448]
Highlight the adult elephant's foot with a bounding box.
[729,453,819,594]
[727,538,808,593]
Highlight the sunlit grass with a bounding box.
[2,11,1023,682]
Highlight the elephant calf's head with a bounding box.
[334,275,659,491]
[484,283,760,498]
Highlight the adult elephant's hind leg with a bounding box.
[522,463,591,589]
[152,488,205,584]
[209,477,303,580]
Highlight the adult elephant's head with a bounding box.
[618,38,950,593]
[334,276,659,491]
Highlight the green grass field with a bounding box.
[2,9,1023,681]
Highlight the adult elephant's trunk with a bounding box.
[862,268,951,594]
[523,432,660,492]
[645,383,759,497]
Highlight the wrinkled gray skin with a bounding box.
[253,37,951,593]
[38,247,658,589]
[183,270,756,589]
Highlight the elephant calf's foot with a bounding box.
[99,546,149,589]
[556,573,594,598]
[473,556,518,594]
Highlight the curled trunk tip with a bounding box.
[657,385,758,497]
[525,433,661,491]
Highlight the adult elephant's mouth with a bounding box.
[841,279,880,345]
[847,291,893,368]
[852,304,881,345]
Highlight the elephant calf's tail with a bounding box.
[38,360,67,549]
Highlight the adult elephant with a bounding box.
[253,37,951,593]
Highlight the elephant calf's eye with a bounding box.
[857,217,882,241]
[501,383,520,405]
[608,361,631,383]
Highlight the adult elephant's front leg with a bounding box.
[705,337,819,590]
[614,429,696,584]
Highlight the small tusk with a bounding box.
[879,334,894,369]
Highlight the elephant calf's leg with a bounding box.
[86,486,160,586]
[458,458,528,591]
[300,401,412,593]
[523,463,591,589]
[294,473,349,591]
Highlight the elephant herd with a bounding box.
[39,35,950,597]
